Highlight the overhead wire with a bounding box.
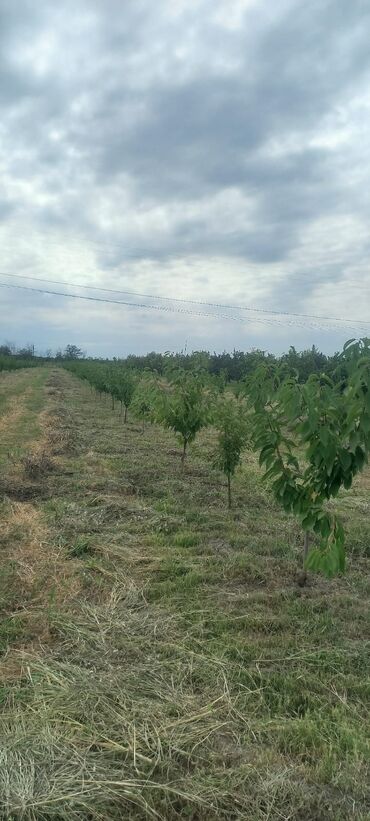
[0,280,366,335]
[0,270,369,330]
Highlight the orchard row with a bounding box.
[64,338,370,581]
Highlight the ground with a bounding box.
[0,366,369,820]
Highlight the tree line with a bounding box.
[0,342,346,383]
[122,345,335,383]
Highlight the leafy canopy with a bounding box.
[131,373,157,422]
[154,368,212,451]
[247,338,370,577]
[213,393,249,478]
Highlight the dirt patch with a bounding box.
[208,539,232,555]
[0,478,49,501]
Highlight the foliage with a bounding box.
[279,345,329,382]
[212,393,250,507]
[154,368,212,462]
[2,337,350,384]
[0,353,38,373]
[62,344,85,360]
[247,338,370,576]
[114,368,136,421]
[63,360,137,422]
[131,373,156,429]
[115,346,336,383]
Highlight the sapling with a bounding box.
[213,393,249,507]
[115,369,136,422]
[131,375,155,431]
[155,368,211,465]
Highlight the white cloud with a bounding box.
[0,0,370,355]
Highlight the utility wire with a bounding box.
[0,281,290,327]
[0,270,369,328]
[0,276,363,334]
[0,281,357,333]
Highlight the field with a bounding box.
[0,366,369,820]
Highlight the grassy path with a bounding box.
[0,368,49,464]
[0,367,369,820]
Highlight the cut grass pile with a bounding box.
[0,367,369,820]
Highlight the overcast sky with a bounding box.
[1,0,370,357]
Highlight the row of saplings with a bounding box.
[65,338,370,583]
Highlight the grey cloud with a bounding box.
[0,0,369,353]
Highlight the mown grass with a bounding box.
[0,368,369,820]
[0,368,49,466]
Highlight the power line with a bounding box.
[0,281,288,327]
[0,270,369,328]
[0,275,364,334]
[0,280,357,333]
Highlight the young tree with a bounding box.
[131,375,155,431]
[105,366,120,410]
[155,369,211,465]
[213,393,249,508]
[115,369,136,422]
[247,338,370,580]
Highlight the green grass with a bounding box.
[0,367,369,820]
[0,367,49,465]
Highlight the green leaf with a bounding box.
[338,450,350,471]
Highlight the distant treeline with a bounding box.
[0,354,39,373]
[0,342,346,383]
[120,347,342,383]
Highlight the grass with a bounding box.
[0,367,369,820]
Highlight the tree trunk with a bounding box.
[124,405,128,423]
[120,401,123,418]
[111,395,115,410]
[303,531,310,565]
[142,418,145,433]
[227,473,232,509]
[297,532,310,587]
[181,439,187,467]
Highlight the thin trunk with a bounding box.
[120,401,123,418]
[142,418,145,433]
[303,531,310,565]
[181,438,187,467]
[298,532,310,587]
[227,472,232,509]
[111,395,115,410]
[124,405,128,423]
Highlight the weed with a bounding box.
[21,450,55,479]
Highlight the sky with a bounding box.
[0,0,370,357]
